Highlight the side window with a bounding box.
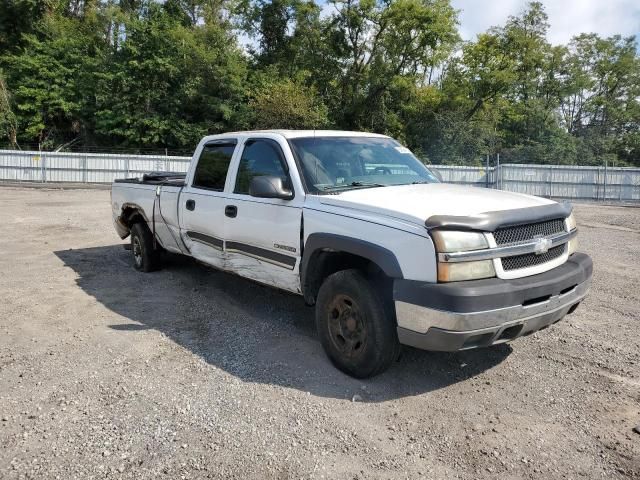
[192,142,236,191]
[234,139,290,194]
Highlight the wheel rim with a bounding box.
[327,294,368,359]
[132,236,143,267]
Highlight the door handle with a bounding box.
[225,205,237,218]
[186,199,195,211]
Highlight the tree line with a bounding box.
[0,0,638,165]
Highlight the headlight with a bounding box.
[437,260,496,282]
[430,230,495,282]
[566,213,577,231]
[431,230,488,252]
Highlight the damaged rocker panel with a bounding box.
[225,241,297,270]
[186,231,297,269]
[186,231,223,251]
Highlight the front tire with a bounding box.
[315,269,399,378]
[130,222,160,272]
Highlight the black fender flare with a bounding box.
[300,233,404,300]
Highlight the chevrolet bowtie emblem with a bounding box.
[533,237,552,255]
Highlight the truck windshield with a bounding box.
[289,136,439,193]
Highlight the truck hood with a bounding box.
[317,183,556,226]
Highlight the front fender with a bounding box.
[301,233,404,281]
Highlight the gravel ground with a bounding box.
[0,186,638,479]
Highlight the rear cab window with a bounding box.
[192,140,237,191]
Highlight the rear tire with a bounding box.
[315,269,399,378]
[130,222,161,272]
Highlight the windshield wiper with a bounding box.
[349,181,386,187]
[321,181,387,191]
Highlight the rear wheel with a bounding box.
[130,222,161,272]
[315,269,399,378]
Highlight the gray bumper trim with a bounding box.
[395,277,590,333]
[397,296,583,352]
[393,253,592,314]
[394,252,592,352]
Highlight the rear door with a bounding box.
[223,137,303,293]
[179,139,237,270]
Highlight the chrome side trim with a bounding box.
[438,229,577,263]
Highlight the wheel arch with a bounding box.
[300,233,403,305]
[116,203,150,238]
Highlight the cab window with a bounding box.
[192,142,236,191]
[234,139,290,194]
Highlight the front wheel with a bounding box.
[315,269,399,378]
[130,222,161,272]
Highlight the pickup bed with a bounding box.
[111,130,592,378]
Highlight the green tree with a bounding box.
[0,72,18,147]
[94,1,247,149]
[0,0,636,165]
[2,13,103,148]
[329,0,459,132]
[249,72,329,129]
[0,0,56,52]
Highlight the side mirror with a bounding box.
[249,175,293,200]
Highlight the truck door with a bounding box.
[223,138,303,293]
[179,139,237,270]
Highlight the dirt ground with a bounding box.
[0,185,638,479]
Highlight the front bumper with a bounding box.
[394,253,593,351]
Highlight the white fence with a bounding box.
[429,164,640,202]
[0,149,191,184]
[1,149,639,202]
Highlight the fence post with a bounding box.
[496,153,500,190]
[83,154,88,183]
[485,154,489,188]
[41,153,46,183]
[603,159,608,201]
[619,170,622,202]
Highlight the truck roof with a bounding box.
[201,130,390,141]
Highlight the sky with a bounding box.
[451,0,640,45]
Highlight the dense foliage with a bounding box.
[0,0,638,165]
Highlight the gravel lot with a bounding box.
[0,185,638,479]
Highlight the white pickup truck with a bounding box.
[111,130,592,378]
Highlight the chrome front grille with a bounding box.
[494,219,566,246]
[501,245,566,271]
[494,218,567,271]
